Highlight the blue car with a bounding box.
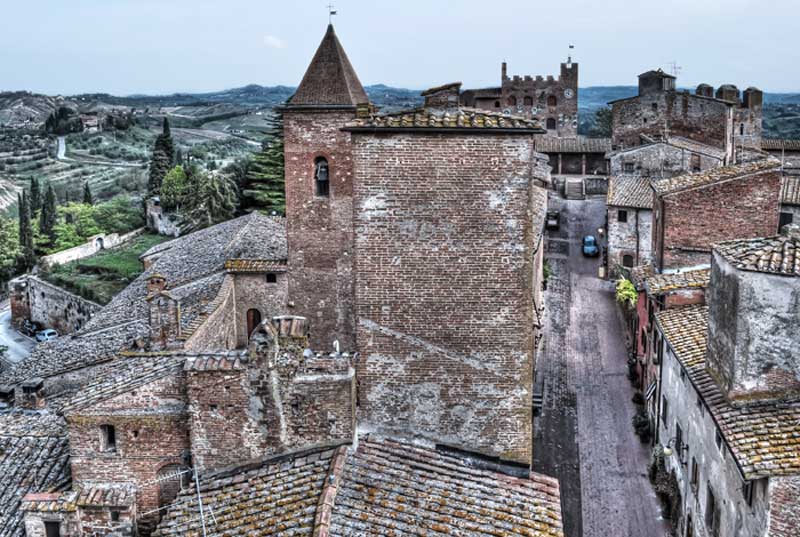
[582,235,600,257]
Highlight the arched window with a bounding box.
[740,123,745,135]
[546,118,557,130]
[547,95,557,107]
[494,100,501,108]
[246,308,262,340]
[314,157,329,197]
[622,254,634,268]
[523,96,533,106]
[507,95,517,107]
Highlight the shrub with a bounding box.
[615,278,638,310]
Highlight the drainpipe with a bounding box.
[635,209,640,265]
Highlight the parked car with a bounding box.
[546,210,560,230]
[35,329,59,342]
[582,235,600,257]
[21,319,43,337]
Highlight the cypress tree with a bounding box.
[39,183,57,243]
[29,177,41,214]
[242,112,285,215]
[18,192,35,270]
[148,118,176,195]
[83,181,94,205]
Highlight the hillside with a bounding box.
[0,92,79,128]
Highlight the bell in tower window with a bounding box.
[315,157,329,197]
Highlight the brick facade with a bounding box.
[350,132,538,464]
[653,169,781,270]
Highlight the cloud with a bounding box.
[263,35,287,49]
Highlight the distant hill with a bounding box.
[0,92,78,127]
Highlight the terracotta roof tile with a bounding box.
[347,107,542,132]
[763,139,800,152]
[224,259,288,273]
[644,268,710,296]
[782,176,800,206]
[629,264,655,291]
[607,176,653,209]
[652,159,780,196]
[535,136,612,154]
[715,230,800,276]
[657,305,800,479]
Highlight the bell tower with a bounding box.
[283,24,369,350]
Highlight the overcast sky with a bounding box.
[2,0,798,95]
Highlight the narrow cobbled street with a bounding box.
[533,193,669,537]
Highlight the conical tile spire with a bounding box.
[289,24,369,107]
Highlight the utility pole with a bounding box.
[194,467,208,537]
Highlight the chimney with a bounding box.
[270,316,309,339]
[743,87,763,109]
[146,273,167,295]
[146,286,181,351]
[696,84,714,98]
[715,84,739,103]
[420,82,462,111]
[19,378,45,409]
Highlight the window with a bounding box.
[111,510,120,522]
[680,368,687,382]
[618,209,628,223]
[651,102,658,112]
[622,254,634,268]
[266,273,277,284]
[494,100,501,108]
[547,95,557,107]
[690,457,699,491]
[624,162,635,173]
[507,96,517,106]
[523,96,533,106]
[740,123,745,136]
[661,395,669,424]
[546,118,557,130]
[45,522,60,537]
[715,429,723,450]
[101,424,116,453]
[314,157,329,197]
[743,481,755,507]
[691,153,701,172]
[706,484,720,536]
[697,393,705,416]
[675,423,685,463]
[780,211,794,229]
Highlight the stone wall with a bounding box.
[10,275,102,334]
[284,109,356,351]
[659,341,770,537]
[655,170,781,270]
[182,275,237,351]
[145,198,181,238]
[607,207,653,273]
[39,228,144,269]
[351,132,536,464]
[706,250,800,404]
[233,272,288,348]
[609,144,723,178]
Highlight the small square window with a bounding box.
[266,273,277,284]
[111,510,120,522]
[624,162,635,173]
[209,404,218,411]
[618,210,628,223]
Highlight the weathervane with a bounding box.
[328,3,337,23]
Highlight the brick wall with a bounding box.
[655,170,781,270]
[284,109,356,351]
[232,272,288,347]
[352,132,536,464]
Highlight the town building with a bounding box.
[461,60,579,136]
[610,70,764,160]
[651,160,783,270]
[606,176,654,272]
[780,175,800,227]
[607,135,726,179]
[654,224,800,537]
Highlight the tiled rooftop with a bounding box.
[224,259,288,273]
[652,159,780,196]
[347,107,542,131]
[783,176,800,206]
[763,139,800,152]
[535,136,612,154]
[629,264,655,291]
[0,410,70,537]
[666,136,726,160]
[154,437,564,537]
[715,229,800,276]
[644,268,710,296]
[607,176,653,209]
[656,305,800,479]
[23,485,135,512]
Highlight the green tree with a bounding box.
[615,278,638,309]
[147,118,176,195]
[82,181,94,205]
[93,196,145,233]
[241,113,285,214]
[29,177,41,214]
[182,171,237,232]
[18,192,35,270]
[39,183,58,244]
[160,165,189,210]
[0,217,21,283]
[590,107,613,137]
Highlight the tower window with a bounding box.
[507,95,517,107]
[314,157,329,197]
[101,424,117,453]
[740,123,745,136]
[266,273,277,283]
[523,96,533,106]
[546,118,557,130]
[547,95,557,107]
[494,100,501,108]
[111,510,120,522]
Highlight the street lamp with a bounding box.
[663,437,688,462]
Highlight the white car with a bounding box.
[35,329,58,342]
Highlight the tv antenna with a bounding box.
[568,44,575,64]
[667,61,682,78]
[328,3,337,23]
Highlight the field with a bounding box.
[41,233,171,304]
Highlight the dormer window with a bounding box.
[314,157,329,197]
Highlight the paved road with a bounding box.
[533,194,668,537]
[0,302,34,363]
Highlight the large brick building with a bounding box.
[610,69,763,158]
[461,60,579,136]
